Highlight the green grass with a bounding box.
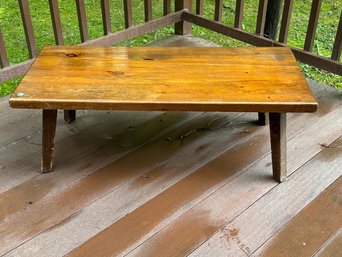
[0,0,341,95]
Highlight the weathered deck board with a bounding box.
[0,111,163,192]
[0,112,192,221]
[68,95,341,256]
[122,101,342,257]
[1,112,244,255]
[256,176,342,257]
[189,136,342,257]
[0,35,341,257]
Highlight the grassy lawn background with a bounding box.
[0,0,341,95]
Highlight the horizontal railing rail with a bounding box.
[193,0,341,75]
[0,0,341,83]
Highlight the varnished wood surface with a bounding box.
[1,36,340,257]
[9,46,317,112]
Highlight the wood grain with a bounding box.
[1,36,340,257]
[313,229,342,257]
[0,112,194,255]
[190,137,342,257]
[0,112,190,218]
[258,177,342,257]
[138,113,342,257]
[68,104,342,257]
[0,81,332,223]
[9,46,317,113]
[66,115,268,257]
[1,82,341,257]
[0,112,250,256]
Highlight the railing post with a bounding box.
[18,0,37,58]
[175,0,192,35]
[163,0,171,15]
[234,0,244,29]
[331,10,342,61]
[256,0,268,36]
[48,0,64,45]
[101,0,112,35]
[144,0,153,22]
[75,0,89,42]
[196,0,204,16]
[0,27,9,68]
[214,0,223,22]
[123,0,133,28]
[304,0,322,52]
[278,0,293,43]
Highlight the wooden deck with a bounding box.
[0,36,341,257]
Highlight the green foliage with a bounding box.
[0,0,341,96]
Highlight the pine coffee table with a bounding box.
[9,46,318,182]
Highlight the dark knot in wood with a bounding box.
[65,53,80,57]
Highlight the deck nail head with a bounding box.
[17,92,25,97]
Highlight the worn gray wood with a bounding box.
[190,137,342,257]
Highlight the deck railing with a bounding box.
[0,0,341,83]
[189,0,341,75]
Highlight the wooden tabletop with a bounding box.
[9,46,318,112]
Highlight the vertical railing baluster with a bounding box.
[255,0,268,125]
[18,0,37,58]
[48,0,64,45]
[123,0,133,28]
[144,0,153,22]
[75,0,89,42]
[101,0,112,35]
[234,0,244,29]
[278,0,293,43]
[163,0,171,15]
[331,11,342,61]
[196,0,203,16]
[0,27,9,68]
[175,0,192,35]
[256,0,268,35]
[214,0,223,22]
[304,0,322,52]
